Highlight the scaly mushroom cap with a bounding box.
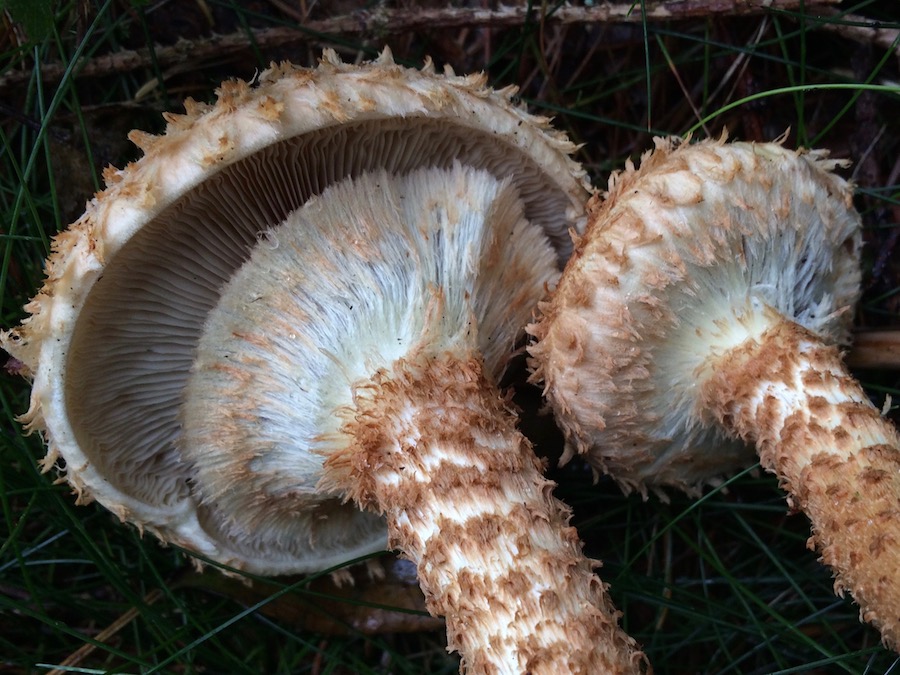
[529,136,861,495]
[3,49,589,574]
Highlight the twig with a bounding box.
[0,0,841,91]
[45,588,165,675]
[813,9,900,59]
[847,330,900,370]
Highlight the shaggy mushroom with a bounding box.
[529,136,900,649]
[3,51,646,673]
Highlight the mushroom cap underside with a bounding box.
[529,136,862,496]
[179,164,561,561]
[2,50,589,574]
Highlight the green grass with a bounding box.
[2,0,900,673]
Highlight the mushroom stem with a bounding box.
[326,351,643,674]
[700,316,900,648]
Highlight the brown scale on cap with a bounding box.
[530,135,900,649]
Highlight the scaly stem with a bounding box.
[325,351,646,675]
[701,318,900,650]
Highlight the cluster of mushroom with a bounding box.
[4,49,899,671]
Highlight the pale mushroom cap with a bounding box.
[529,136,862,495]
[180,164,560,569]
[2,50,589,573]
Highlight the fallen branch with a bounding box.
[1,0,841,90]
[847,330,900,370]
[813,9,900,59]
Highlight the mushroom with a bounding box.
[2,51,646,672]
[529,136,900,649]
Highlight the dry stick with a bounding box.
[1,0,840,91]
[46,588,165,675]
[847,330,900,370]
[812,9,900,59]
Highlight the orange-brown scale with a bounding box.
[325,352,648,675]
[702,319,900,650]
